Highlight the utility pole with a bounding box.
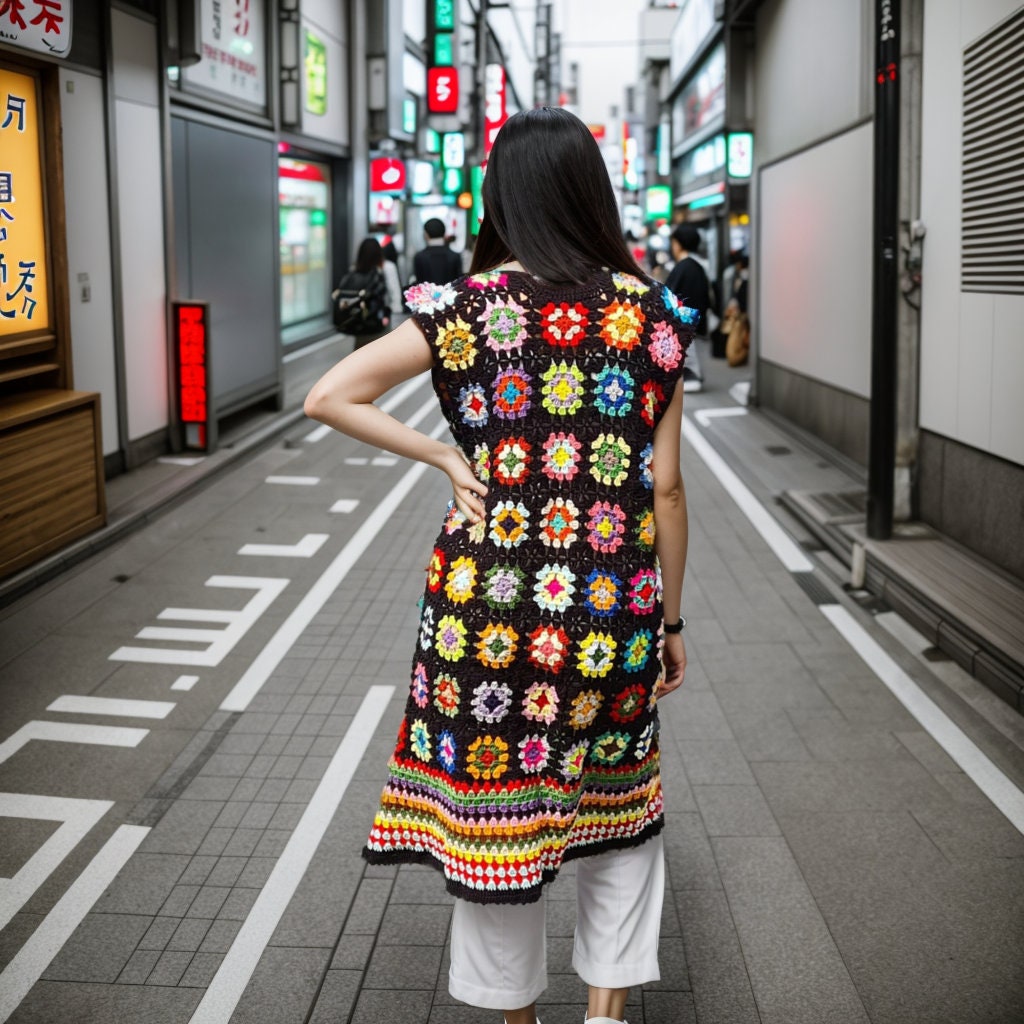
[867,0,900,540]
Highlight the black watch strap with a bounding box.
[664,616,686,634]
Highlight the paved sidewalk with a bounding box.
[1,370,1023,1024]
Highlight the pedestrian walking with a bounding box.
[305,106,695,1024]
[332,237,391,349]
[664,224,711,391]
[381,238,405,316]
[412,216,463,285]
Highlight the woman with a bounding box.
[305,107,693,1024]
[332,237,391,348]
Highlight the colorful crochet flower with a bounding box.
[404,281,458,314]
[411,662,430,708]
[540,431,582,481]
[466,734,510,780]
[467,518,487,545]
[444,556,477,604]
[409,719,432,762]
[435,613,468,661]
[584,569,622,618]
[662,285,700,326]
[482,563,526,609]
[569,690,604,729]
[458,384,489,427]
[527,625,570,674]
[493,437,531,485]
[522,680,560,724]
[433,673,461,717]
[533,563,576,613]
[640,380,665,427]
[623,629,654,673]
[599,299,645,351]
[470,681,513,723]
[518,734,551,774]
[610,684,646,723]
[560,740,590,778]
[585,500,627,553]
[589,433,631,486]
[489,501,530,548]
[493,366,532,419]
[443,502,466,535]
[437,729,457,772]
[577,631,617,678]
[592,363,635,417]
[540,360,585,415]
[636,509,656,551]
[478,297,529,353]
[612,272,650,295]
[639,442,654,489]
[426,548,445,592]
[476,622,519,669]
[539,301,589,347]
[418,605,434,651]
[435,316,477,370]
[539,497,580,549]
[466,270,509,290]
[629,569,659,615]
[591,731,630,765]
[634,721,655,760]
[473,442,491,482]
[648,321,683,371]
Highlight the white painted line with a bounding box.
[371,456,398,466]
[0,794,112,933]
[238,534,329,559]
[403,394,440,431]
[188,686,394,1024]
[265,476,320,486]
[329,499,359,514]
[681,416,814,573]
[220,418,449,712]
[0,824,150,1023]
[46,696,176,720]
[0,721,148,768]
[379,372,430,415]
[282,334,344,363]
[821,604,1024,835]
[694,406,748,428]
[303,423,332,443]
[344,457,368,466]
[171,675,200,692]
[111,576,288,667]
[157,455,205,467]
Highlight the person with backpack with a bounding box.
[332,238,391,348]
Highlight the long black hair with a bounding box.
[355,237,383,273]
[470,107,644,285]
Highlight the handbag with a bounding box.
[332,269,386,334]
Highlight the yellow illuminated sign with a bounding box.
[0,68,49,337]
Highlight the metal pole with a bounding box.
[867,0,901,540]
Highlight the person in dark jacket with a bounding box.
[665,223,710,391]
[412,217,463,286]
[333,238,391,349]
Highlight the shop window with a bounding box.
[278,157,332,329]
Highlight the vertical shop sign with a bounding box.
[304,29,326,115]
[0,68,50,337]
[0,0,72,57]
[427,66,458,113]
[175,301,214,451]
[483,63,507,157]
[182,0,267,107]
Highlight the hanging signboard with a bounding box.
[0,0,72,57]
[427,65,459,113]
[0,68,50,338]
[182,0,267,108]
[304,29,327,115]
[370,156,407,193]
[483,63,507,156]
[727,132,754,178]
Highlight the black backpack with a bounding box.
[332,269,387,334]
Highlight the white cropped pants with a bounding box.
[448,834,665,1010]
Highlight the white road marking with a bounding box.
[0,794,112,933]
[0,721,148,768]
[371,456,398,466]
[303,423,332,443]
[681,415,814,573]
[329,499,359,514]
[694,406,748,428]
[821,604,1024,835]
[110,576,288,667]
[171,675,200,691]
[402,394,439,431]
[238,533,329,558]
[220,418,449,712]
[46,696,176,720]
[265,475,320,486]
[188,686,394,1024]
[0,824,149,1023]
[304,374,429,443]
[157,456,205,466]
[344,457,368,465]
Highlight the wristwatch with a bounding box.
[664,616,686,634]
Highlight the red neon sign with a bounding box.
[370,157,407,192]
[176,302,211,450]
[483,63,507,156]
[428,66,459,113]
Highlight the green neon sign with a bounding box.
[434,32,454,66]
[304,30,327,115]
[403,98,417,135]
[434,0,455,31]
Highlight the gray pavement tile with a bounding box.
[389,868,459,904]
[271,855,364,947]
[676,739,757,785]
[542,971,589,1003]
[93,852,190,915]
[787,711,911,762]
[179,951,223,988]
[377,901,453,946]
[238,801,278,830]
[271,712,302,734]
[712,837,869,1024]
[146,949,194,987]
[268,802,304,830]
[231,946,332,1024]
[167,915,213,953]
[218,887,260,920]
[269,754,304,778]
[204,855,247,887]
[910,801,1024,862]
[213,801,249,828]
[235,712,280,734]
[254,777,291,801]
[363,942,443,989]
[186,885,231,919]
[693,785,782,838]
[253,828,291,857]
[675,890,761,1024]
[196,826,234,857]
[339,877,393,936]
[662,688,735,739]
[284,778,319,802]
[545,897,577,937]
[725,708,813,762]
[353,989,430,1024]
[894,729,963,775]
[645,935,690,991]
[198,917,242,953]
[116,947,162,985]
[9,979,201,1022]
[244,754,278,778]
[138,915,179,951]
[296,713,329,735]
[182,775,242,800]
[285,694,314,713]
[643,990,697,1024]
[330,933,375,970]
[663,814,722,891]
[159,884,200,917]
[258,734,289,756]
[199,752,253,777]
[218,731,266,755]
[308,969,363,1024]
[223,828,263,857]
[933,770,990,806]
[141,800,223,855]
[547,935,574,972]
[237,856,276,888]
[230,777,265,801]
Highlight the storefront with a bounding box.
[279,155,333,333]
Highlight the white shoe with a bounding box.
[584,1016,628,1024]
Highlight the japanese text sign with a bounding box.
[483,63,507,157]
[427,66,458,114]
[0,68,49,338]
[181,0,266,108]
[175,302,212,450]
[0,0,72,57]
